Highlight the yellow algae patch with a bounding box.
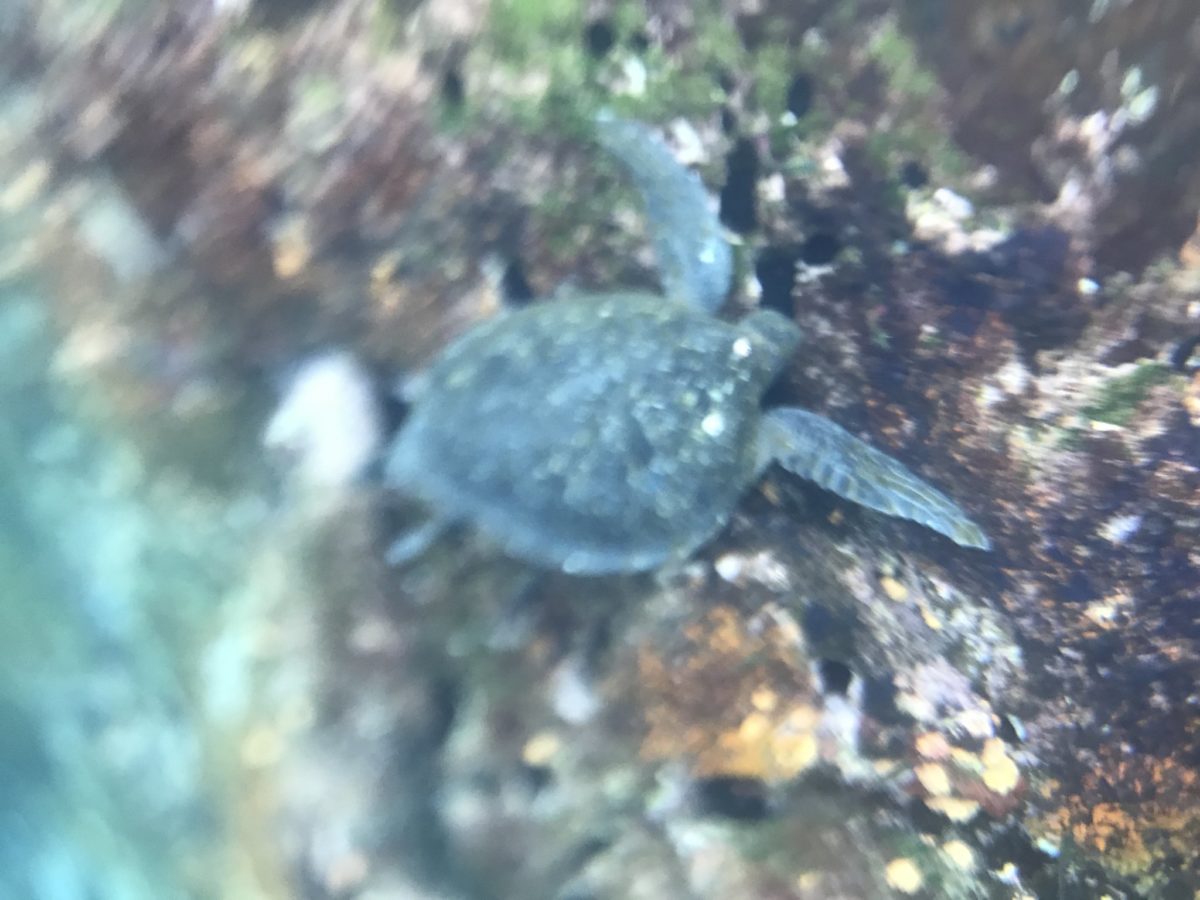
[707,708,819,780]
[637,604,824,782]
[369,251,404,310]
[1185,371,1200,427]
[240,725,285,769]
[915,731,951,760]
[941,839,976,871]
[751,686,779,713]
[270,220,312,280]
[873,758,904,778]
[880,575,909,602]
[981,738,1021,795]
[522,732,561,767]
[925,796,980,822]
[884,857,924,894]
[794,871,822,892]
[915,762,952,797]
[950,745,981,771]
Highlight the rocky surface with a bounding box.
[3,1,1200,898]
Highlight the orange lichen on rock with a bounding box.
[636,604,827,782]
[1031,752,1200,882]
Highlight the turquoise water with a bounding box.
[0,286,192,900]
[0,160,262,899]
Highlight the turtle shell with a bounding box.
[386,292,798,574]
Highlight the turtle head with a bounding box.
[594,112,733,314]
[735,309,802,391]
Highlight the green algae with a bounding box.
[1082,363,1176,427]
[489,0,583,63]
[482,0,732,126]
[862,18,974,183]
[870,19,939,101]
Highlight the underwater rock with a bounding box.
[901,0,1200,271]
[263,350,382,492]
[41,1,476,372]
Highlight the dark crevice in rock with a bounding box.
[441,66,465,108]
[1170,334,1200,372]
[249,0,324,30]
[817,658,853,695]
[754,245,799,318]
[519,762,554,795]
[996,714,1023,745]
[502,256,536,306]
[719,137,759,234]
[785,72,814,118]
[695,776,771,821]
[979,825,1055,888]
[860,675,905,726]
[906,797,951,837]
[583,19,616,58]
[801,231,841,266]
[899,160,928,189]
[719,105,737,135]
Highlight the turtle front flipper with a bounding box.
[759,408,991,550]
[594,112,732,314]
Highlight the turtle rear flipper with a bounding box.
[759,408,991,550]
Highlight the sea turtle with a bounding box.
[384,115,989,575]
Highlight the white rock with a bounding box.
[551,663,601,724]
[78,182,166,281]
[932,187,974,220]
[264,351,382,490]
[1100,512,1143,545]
